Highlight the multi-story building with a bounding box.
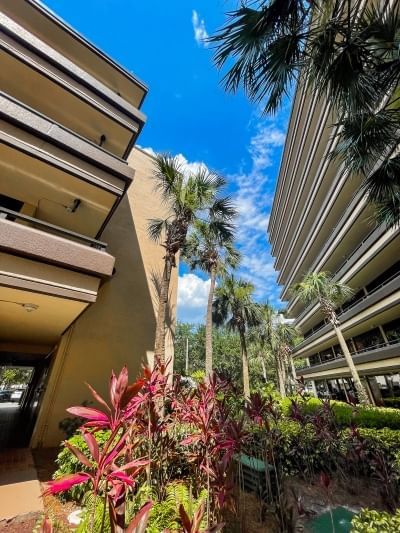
[0,0,177,448]
[268,80,400,407]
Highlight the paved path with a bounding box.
[0,448,43,520]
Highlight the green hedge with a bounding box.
[280,397,400,430]
[351,508,400,532]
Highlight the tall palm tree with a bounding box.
[210,2,400,226]
[183,218,240,377]
[213,275,261,398]
[292,271,371,405]
[249,305,298,397]
[148,154,228,364]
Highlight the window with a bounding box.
[383,318,400,343]
[352,328,384,352]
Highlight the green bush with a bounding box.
[53,431,110,502]
[383,397,400,409]
[351,508,400,532]
[281,397,400,430]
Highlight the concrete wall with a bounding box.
[31,147,178,447]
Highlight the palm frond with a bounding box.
[210,1,309,113]
[147,218,169,243]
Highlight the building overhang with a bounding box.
[0,0,148,109]
[0,11,146,158]
[0,94,136,238]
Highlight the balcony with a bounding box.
[0,209,114,350]
[1,0,147,109]
[0,92,135,238]
[293,270,400,358]
[291,226,400,331]
[297,339,400,379]
[0,10,146,158]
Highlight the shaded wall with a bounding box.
[31,148,178,447]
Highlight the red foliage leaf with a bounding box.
[126,501,153,533]
[42,473,91,495]
[66,406,109,423]
[85,382,111,413]
[64,441,92,468]
[82,431,99,463]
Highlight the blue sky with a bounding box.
[43,0,291,323]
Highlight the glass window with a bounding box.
[352,328,384,352]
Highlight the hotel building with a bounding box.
[268,79,400,406]
[0,0,177,447]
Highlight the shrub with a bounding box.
[351,508,400,532]
[53,431,110,502]
[282,397,400,430]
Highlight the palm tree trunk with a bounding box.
[154,255,173,365]
[205,267,216,377]
[333,325,371,405]
[276,354,286,398]
[239,332,250,399]
[260,357,267,383]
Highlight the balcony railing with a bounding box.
[0,207,107,250]
[298,268,400,345]
[297,338,400,371]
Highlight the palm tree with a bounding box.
[183,218,240,377]
[249,305,298,397]
[292,271,371,405]
[210,2,400,226]
[213,275,261,398]
[148,154,228,364]
[273,320,299,397]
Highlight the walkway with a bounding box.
[0,448,43,520]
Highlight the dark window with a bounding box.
[0,194,24,221]
[319,348,335,362]
[340,289,365,313]
[383,318,400,343]
[353,328,384,352]
[309,354,321,366]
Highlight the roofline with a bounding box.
[29,0,148,107]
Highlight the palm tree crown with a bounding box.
[213,276,261,334]
[210,1,400,226]
[293,271,353,325]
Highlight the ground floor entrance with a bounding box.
[311,371,400,406]
[0,359,50,449]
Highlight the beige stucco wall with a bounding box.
[31,147,178,447]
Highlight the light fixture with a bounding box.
[22,303,39,313]
[0,299,39,312]
[66,198,81,213]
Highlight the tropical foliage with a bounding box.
[183,211,239,377]
[213,276,261,397]
[148,154,231,363]
[293,271,371,405]
[211,1,400,226]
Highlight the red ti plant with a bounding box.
[175,374,244,523]
[43,367,151,533]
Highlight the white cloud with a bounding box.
[228,121,287,306]
[139,146,208,179]
[141,118,288,317]
[177,273,210,323]
[192,10,209,47]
